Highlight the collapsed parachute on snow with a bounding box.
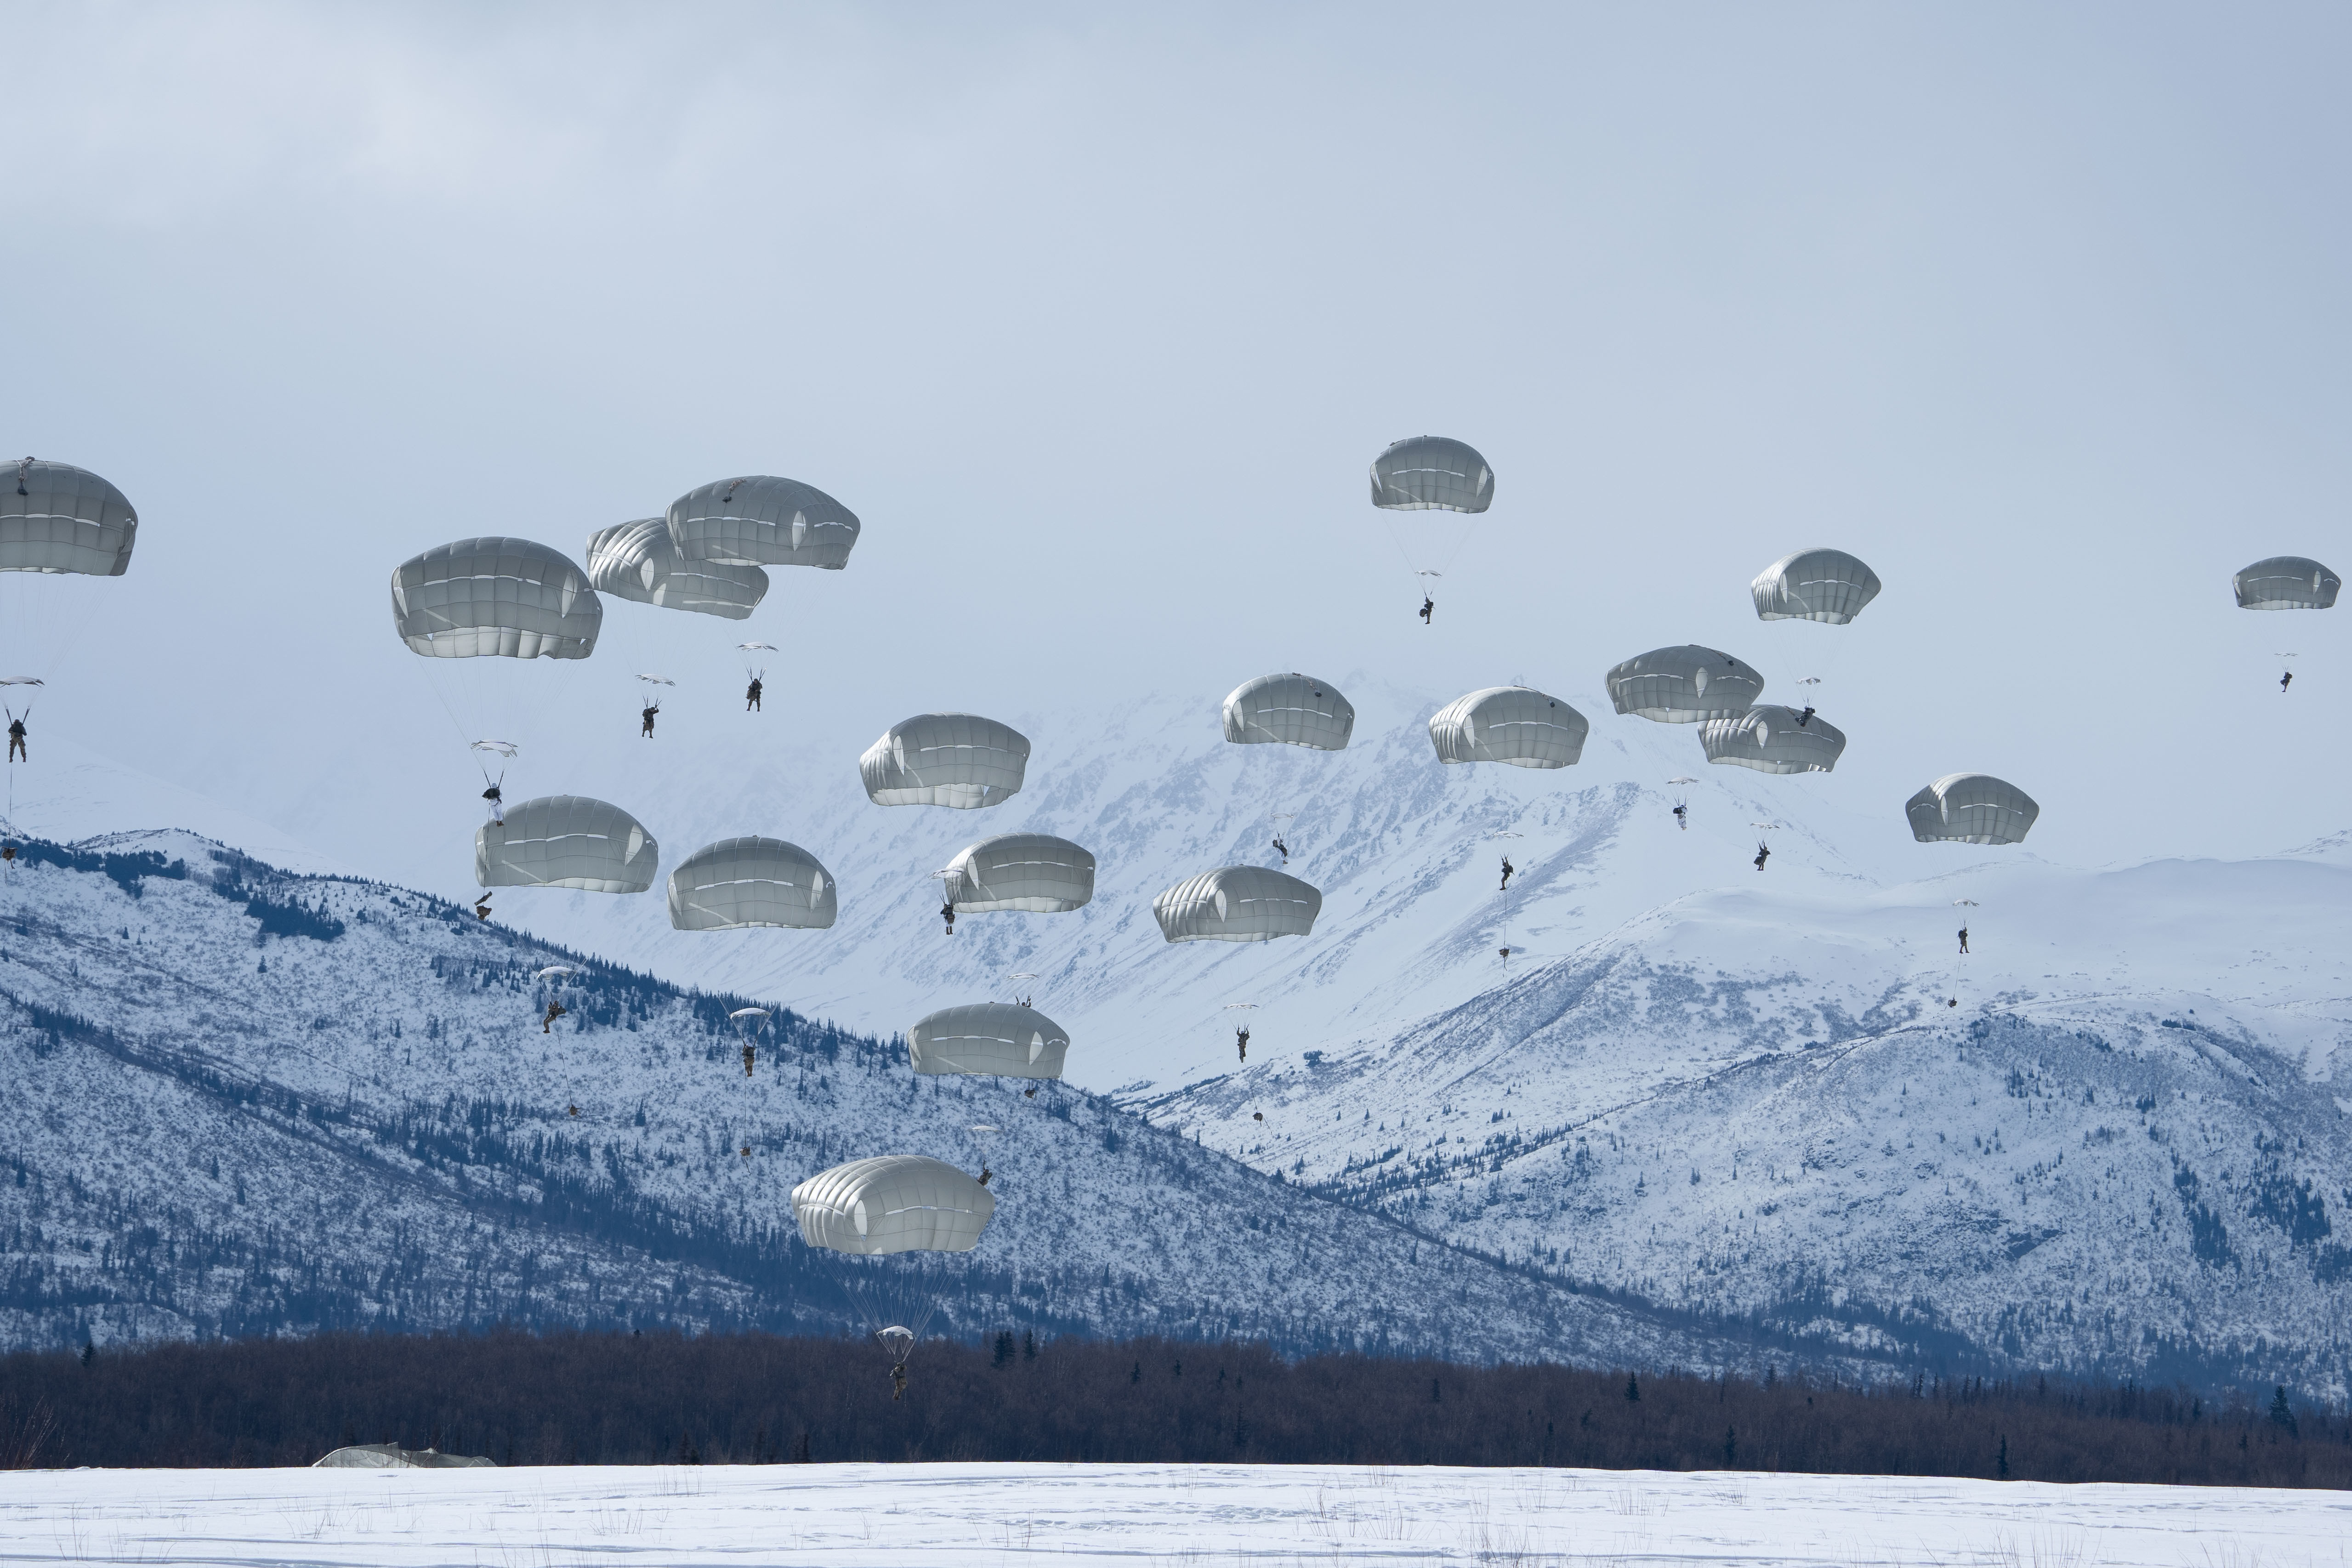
[1429,686,1587,768]
[792,1155,994,1255]
[1221,673,1354,750]
[0,460,137,576]
[1750,549,1881,625]
[2233,557,2341,611]
[1906,773,2039,845]
[391,538,602,659]
[1153,865,1321,943]
[668,476,860,571]
[1606,646,1762,723]
[668,836,836,930]
[1369,437,1493,514]
[477,795,658,892]
[586,518,767,619]
[940,833,1095,914]
[1699,705,1846,774]
[860,714,1030,808]
[908,1003,1070,1079]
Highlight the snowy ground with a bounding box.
[3,1465,2345,1567]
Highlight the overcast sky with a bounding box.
[3,1,2347,881]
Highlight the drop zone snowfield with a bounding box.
[6,1463,2347,1566]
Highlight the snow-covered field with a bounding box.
[4,1464,2343,1567]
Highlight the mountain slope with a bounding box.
[1156,853,2352,1392]
[0,829,1859,1375]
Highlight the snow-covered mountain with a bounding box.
[13,682,2350,1393]
[466,684,2352,1392]
[1159,850,2352,1391]
[0,828,1840,1375]
[492,678,1921,1096]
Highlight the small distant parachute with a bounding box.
[1222,674,1354,751]
[1,460,137,576]
[1153,866,1321,943]
[534,965,578,981]
[1606,646,1763,723]
[1429,687,1588,768]
[907,1003,1070,1079]
[1750,549,1881,625]
[477,795,658,892]
[470,739,519,760]
[1369,437,1494,514]
[1699,705,1847,774]
[939,834,1095,914]
[668,476,860,571]
[860,714,1030,808]
[585,517,767,619]
[1906,773,2039,845]
[668,837,837,930]
[791,1155,995,1255]
[391,539,601,659]
[2234,557,2340,611]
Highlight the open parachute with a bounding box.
[1607,646,1763,722]
[391,539,601,659]
[792,1155,994,1255]
[1428,687,1587,767]
[1906,773,2039,845]
[667,837,837,930]
[585,518,767,619]
[908,1003,1071,1079]
[939,834,1096,915]
[477,795,659,892]
[1699,705,1846,774]
[1153,866,1322,943]
[669,476,861,571]
[1222,674,1354,750]
[860,714,1030,808]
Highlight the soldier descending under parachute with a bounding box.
[637,674,672,739]
[1667,778,1696,830]
[1751,824,1781,872]
[1224,1002,1258,1063]
[535,966,578,1032]
[731,1008,771,1077]
[739,643,775,711]
[471,740,517,824]
[791,1155,992,1403]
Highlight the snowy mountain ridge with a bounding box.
[0,826,1857,1377]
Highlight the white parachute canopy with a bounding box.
[1,459,137,576]
[941,834,1096,914]
[791,1155,995,1255]
[1906,773,2039,845]
[860,713,1030,808]
[2234,556,2341,611]
[1605,646,1763,723]
[1698,705,1847,774]
[1153,865,1322,943]
[470,739,518,760]
[390,538,602,659]
[907,1003,1071,1079]
[668,837,838,931]
[1428,686,1588,768]
[1369,436,1494,514]
[668,475,861,571]
[1750,548,1882,625]
[585,517,768,619]
[477,795,659,892]
[1221,673,1355,750]
[0,460,140,689]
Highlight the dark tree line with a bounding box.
[4,1329,2347,1485]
